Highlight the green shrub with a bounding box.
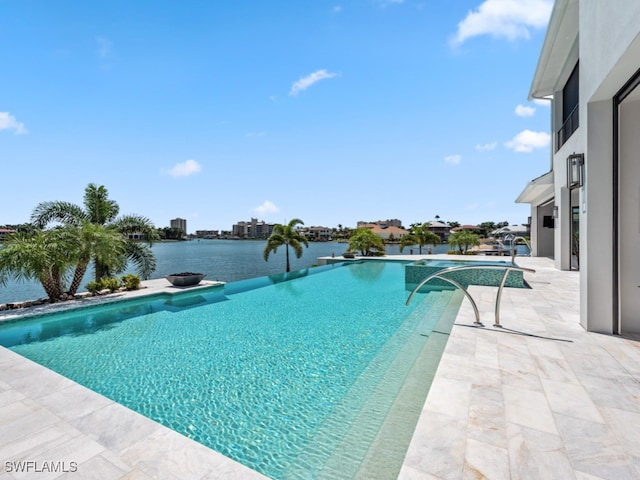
[102,277,121,291]
[85,277,122,294]
[121,274,141,290]
[86,281,101,294]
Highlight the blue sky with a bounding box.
[1,0,553,233]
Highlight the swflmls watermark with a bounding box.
[4,460,78,473]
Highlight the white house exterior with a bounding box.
[306,226,333,241]
[517,0,640,334]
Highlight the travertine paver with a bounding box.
[2,257,640,479]
[400,256,640,480]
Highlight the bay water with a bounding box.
[0,240,451,304]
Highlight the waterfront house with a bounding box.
[450,224,481,235]
[0,228,16,241]
[516,0,640,333]
[357,223,409,242]
[303,226,333,242]
[426,220,450,242]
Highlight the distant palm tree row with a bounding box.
[0,183,158,302]
[261,220,486,268]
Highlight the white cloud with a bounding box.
[505,129,550,152]
[332,5,342,13]
[244,131,266,138]
[445,154,462,165]
[0,112,27,135]
[515,104,536,117]
[377,0,404,5]
[253,200,280,216]
[289,69,338,96]
[476,141,497,151]
[451,0,553,46]
[164,159,202,177]
[96,36,113,58]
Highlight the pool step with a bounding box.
[281,290,462,479]
[354,289,463,479]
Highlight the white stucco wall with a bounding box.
[582,100,613,333]
[581,1,640,103]
[579,2,640,333]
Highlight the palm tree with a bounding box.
[31,183,158,281]
[263,219,309,272]
[0,223,129,301]
[348,228,386,256]
[448,231,480,254]
[65,222,127,295]
[399,223,441,254]
[0,229,74,302]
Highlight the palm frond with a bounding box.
[125,242,157,280]
[113,214,159,243]
[30,201,88,228]
[263,234,286,261]
[291,241,304,259]
[84,184,119,225]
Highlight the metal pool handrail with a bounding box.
[509,236,533,265]
[406,265,536,327]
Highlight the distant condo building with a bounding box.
[170,218,187,234]
[232,218,275,239]
[195,230,219,239]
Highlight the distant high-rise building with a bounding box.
[170,218,187,234]
[232,218,274,239]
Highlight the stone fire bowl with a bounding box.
[165,273,206,287]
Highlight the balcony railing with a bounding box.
[557,105,579,150]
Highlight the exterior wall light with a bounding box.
[567,153,584,189]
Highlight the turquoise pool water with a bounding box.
[0,261,460,479]
[405,259,527,289]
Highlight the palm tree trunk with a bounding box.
[285,244,290,272]
[95,259,109,281]
[39,271,63,302]
[68,260,89,296]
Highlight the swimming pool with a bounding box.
[0,261,461,479]
[405,258,527,289]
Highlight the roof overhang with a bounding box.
[515,171,554,205]
[529,0,579,99]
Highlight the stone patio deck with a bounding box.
[1,256,639,479]
[400,256,640,479]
